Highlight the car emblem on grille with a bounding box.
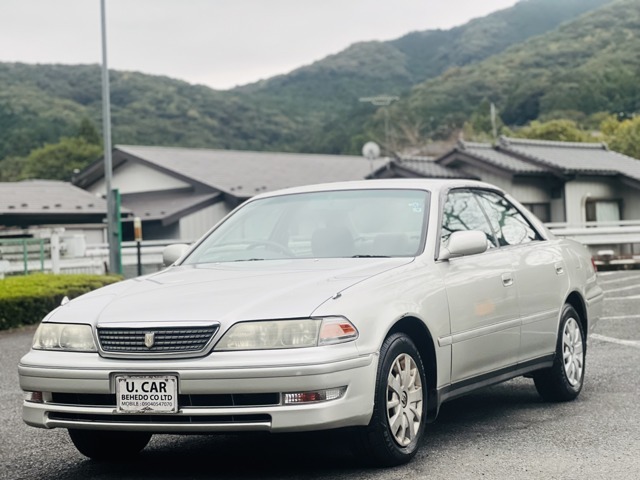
[144,332,155,348]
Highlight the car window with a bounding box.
[474,190,541,246]
[440,190,498,249]
[184,189,430,263]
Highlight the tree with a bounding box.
[606,116,640,159]
[506,119,591,142]
[20,137,102,181]
[0,156,25,181]
[77,118,101,145]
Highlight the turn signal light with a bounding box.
[318,318,358,345]
[24,391,44,403]
[283,387,346,404]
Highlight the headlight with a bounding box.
[214,317,358,351]
[32,323,97,352]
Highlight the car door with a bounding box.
[475,190,569,363]
[437,189,521,383]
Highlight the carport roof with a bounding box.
[0,180,107,215]
[0,180,118,228]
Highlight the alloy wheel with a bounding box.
[563,317,584,386]
[386,353,423,446]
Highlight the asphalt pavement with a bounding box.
[1,271,639,480]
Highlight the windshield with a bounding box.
[183,189,430,263]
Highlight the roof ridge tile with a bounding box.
[500,136,606,150]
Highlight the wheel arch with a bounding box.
[565,291,588,347]
[386,316,439,422]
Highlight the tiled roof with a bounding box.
[498,137,640,181]
[458,141,547,173]
[395,157,470,178]
[0,180,108,215]
[115,146,387,197]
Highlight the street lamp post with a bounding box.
[100,0,121,274]
[359,95,399,154]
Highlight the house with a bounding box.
[0,180,112,244]
[73,146,387,241]
[372,136,640,226]
[71,139,640,253]
[368,137,640,264]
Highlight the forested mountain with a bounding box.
[379,0,640,149]
[236,0,612,151]
[241,0,610,112]
[0,64,304,161]
[0,0,627,181]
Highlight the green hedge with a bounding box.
[0,274,121,331]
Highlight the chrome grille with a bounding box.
[97,325,218,355]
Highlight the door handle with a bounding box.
[555,262,565,275]
[502,273,514,287]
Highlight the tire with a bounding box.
[353,333,427,467]
[534,304,586,402]
[68,429,152,460]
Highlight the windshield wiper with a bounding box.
[351,255,390,258]
[231,258,265,262]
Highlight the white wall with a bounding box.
[564,177,618,224]
[551,197,566,223]
[458,165,513,192]
[89,161,190,195]
[510,179,551,204]
[179,202,232,242]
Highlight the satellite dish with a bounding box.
[362,141,381,160]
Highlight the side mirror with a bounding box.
[162,244,190,267]
[440,230,488,260]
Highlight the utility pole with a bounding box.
[490,102,498,140]
[359,95,399,154]
[100,0,121,274]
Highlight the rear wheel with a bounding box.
[534,304,585,402]
[354,333,426,466]
[68,429,152,460]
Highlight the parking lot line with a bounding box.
[590,333,640,349]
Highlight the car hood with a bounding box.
[50,258,413,326]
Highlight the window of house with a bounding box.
[586,200,621,223]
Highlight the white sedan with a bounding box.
[19,179,603,466]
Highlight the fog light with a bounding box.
[24,391,44,403]
[283,387,346,404]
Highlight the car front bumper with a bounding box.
[19,347,378,433]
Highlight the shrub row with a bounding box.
[0,274,121,330]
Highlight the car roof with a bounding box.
[250,178,505,200]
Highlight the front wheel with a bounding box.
[353,333,427,466]
[68,429,152,460]
[534,304,586,402]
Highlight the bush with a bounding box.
[0,274,121,330]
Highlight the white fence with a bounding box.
[3,221,640,277]
[0,233,183,278]
[547,220,640,268]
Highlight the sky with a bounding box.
[0,0,519,90]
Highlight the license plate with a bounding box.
[115,375,178,413]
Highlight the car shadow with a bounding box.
[53,379,565,479]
